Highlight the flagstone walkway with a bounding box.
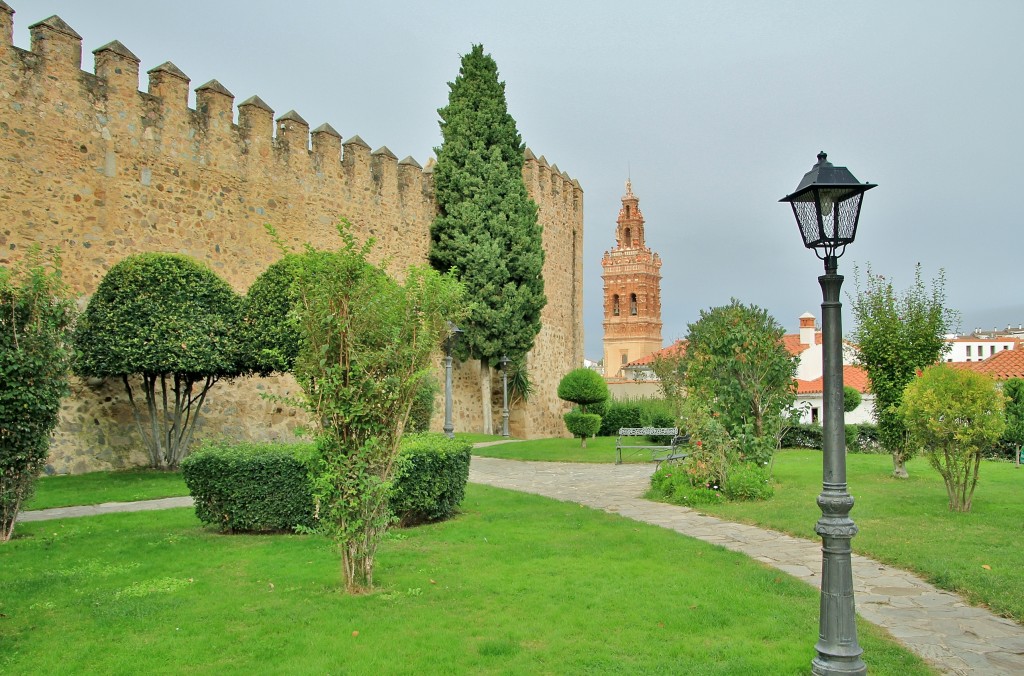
[19,450,1024,674]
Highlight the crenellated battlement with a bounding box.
[0,3,585,471]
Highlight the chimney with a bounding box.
[799,312,816,346]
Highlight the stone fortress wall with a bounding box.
[0,4,584,473]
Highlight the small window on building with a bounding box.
[612,294,620,316]
[811,407,819,424]
[621,353,628,365]
[625,205,630,217]
[624,227,632,247]
[991,346,996,356]
[966,346,972,357]
[1005,345,1011,350]
[947,358,952,362]
[630,293,638,316]
[979,345,984,356]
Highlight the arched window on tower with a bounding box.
[625,205,630,217]
[612,294,620,316]
[624,227,631,247]
[630,293,638,316]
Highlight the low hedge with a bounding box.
[181,441,316,533]
[181,435,471,533]
[391,433,472,526]
[781,423,881,453]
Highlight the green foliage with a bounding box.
[1001,378,1024,461]
[721,463,775,501]
[390,433,471,526]
[563,410,602,447]
[240,253,303,375]
[429,45,546,432]
[598,401,646,436]
[0,248,76,542]
[781,422,882,453]
[649,466,726,506]
[682,299,796,465]
[900,365,1005,512]
[849,264,957,478]
[73,253,246,469]
[556,368,609,412]
[181,441,316,532]
[407,376,440,434]
[843,385,862,413]
[291,222,467,593]
[678,397,736,489]
[649,343,686,418]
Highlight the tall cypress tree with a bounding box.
[430,44,546,434]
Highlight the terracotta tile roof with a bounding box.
[795,365,871,395]
[948,349,1024,380]
[782,332,822,357]
[626,340,687,367]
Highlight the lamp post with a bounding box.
[443,322,463,439]
[781,151,875,676]
[499,355,510,438]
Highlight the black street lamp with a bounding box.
[781,151,875,676]
[499,355,510,438]
[443,322,463,439]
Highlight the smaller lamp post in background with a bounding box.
[781,151,875,676]
[499,354,511,438]
[443,322,463,439]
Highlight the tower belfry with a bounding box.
[601,180,663,378]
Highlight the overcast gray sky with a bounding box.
[25,1,1024,361]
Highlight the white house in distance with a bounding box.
[942,335,1019,363]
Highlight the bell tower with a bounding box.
[601,180,663,378]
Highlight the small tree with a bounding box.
[291,226,465,593]
[74,254,246,470]
[682,299,796,465]
[1001,378,1024,466]
[557,368,608,447]
[240,252,303,375]
[900,365,1004,512]
[650,341,687,419]
[849,264,957,478]
[843,385,862,414]
[0,249,76,542]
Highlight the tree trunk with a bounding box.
[891,452,909,479]
[480,360,493,435]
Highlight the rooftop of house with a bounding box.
[949,348,1024,380]
[795,365,871,395]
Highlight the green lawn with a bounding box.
[688,450,1024,623]
[471,435,652,463]
[27,470,189,510]
[1,484,929,674]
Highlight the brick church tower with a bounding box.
[601,180,663,377]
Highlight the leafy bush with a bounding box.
[0,249,76,542]
[598,402,646,436]
[900,365,1005,512]
[722,463,774,501]
[408,376,439,434]
[782,423,881,453]
[649,466,724,506]
[391,433,471,526]
[181,441,316,533]
[781,423,824,449]
[564,410,602,447]
[240,253,302,375]
[843,385,862,413]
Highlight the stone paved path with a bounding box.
[18,452,1024,674]
[469,456,1024,675]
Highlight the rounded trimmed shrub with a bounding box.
[564,410,601,440]
[391,433,471,526]
[181,441,316,533]
[557,368,609,412]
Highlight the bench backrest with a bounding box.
[617,427,678,437]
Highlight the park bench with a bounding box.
[614,427,690,467]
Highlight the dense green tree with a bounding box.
[1001,378,1024,465]
[849,264,957,478]
[650,341,687,419]
[843,385,862,414]
[291,225,466,593]
[900,365,1004,512]
[557,368,609,447]
[74,253,247,470]
[240,252,303,375]
[0,249,76,542]
[429,44,546,434]
[682,299,796,465]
